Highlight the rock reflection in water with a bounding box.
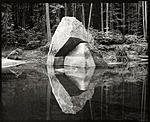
[47,65,96,114]
[47,62,148,120]
[1,62,148,120]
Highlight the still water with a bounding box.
[1,61,148,121]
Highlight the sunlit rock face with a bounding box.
[47,17,95,67]
[64,43,95,67]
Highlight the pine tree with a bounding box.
[122,3,125,35]
[101,3,104,32]
[45,3,52,43]
[64,3,67,16]
[81,3,85,27]
[105,3,109,35]
[88,3,93,30]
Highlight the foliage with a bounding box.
[1,3,13,48]
[89,27,124,45]
[124,35,139,44]
[124,35,147,44]
[2,24,47,49]
[1,2,147,56]
[1,3,64,49]
[49,3,64,34]
[88,27,148,63]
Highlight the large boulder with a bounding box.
[47,17,95,67]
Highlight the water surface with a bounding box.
[1,61,148,121]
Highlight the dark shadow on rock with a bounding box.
[55,37,87,57]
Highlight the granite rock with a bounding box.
[47,17,95,67]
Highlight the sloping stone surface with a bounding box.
[64,43,95,67]
[47,17,95,67]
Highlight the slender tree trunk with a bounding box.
[42,3,47,39]
[65,3,67,16]
[18,4,20,26]
[128,3,130,34]
[144,1,147,38]
[109,3,113,31]
[12,4,16,29]
[106,3,109,35]
[74,3,76,17]
[101,3,104,32]
[72,3,75,17]
[29,3,34,28]
[88,3,93,30]
[135,2,138,35]
[81,3,85,27]
[22,3,26,28]
[45,3,52,43]
[142,1,146,38]
[16,4,19,27]
[138,1,141,35]
[132,3,134,34]
[57,9,60,22]
[123,3,125,35]
[19,4,21,27]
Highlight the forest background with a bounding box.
[1,2,148,64]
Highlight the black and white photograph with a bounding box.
[1,1,148,121]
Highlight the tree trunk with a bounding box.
[12,4,16,29]
[137,1,141,35]
[16,4,19,28]
[88,3,93,30]
[135,2,138,35]
[132,3,134,34]
[144,1,147,39]
[57,9,60,23]
[109,3,113,31]
[74,3,76,17]
[123,3,125,35]
[45,3,52,43]
[142,1,146,38]
[128,3,130,34]
[22,3,26,28]
[65,3,67,16]
[106,3,109,35]
[81,3,85,27]
[101,3,104,32]
[72,3,75,17]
